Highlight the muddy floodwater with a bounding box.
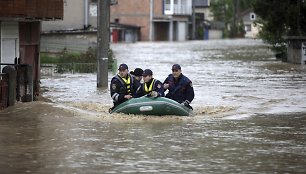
[1,39,306,173]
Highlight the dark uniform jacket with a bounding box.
[135,78,164,97]
[163,74,194,104]
[110,74,140,107]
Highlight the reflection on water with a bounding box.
[1,39,306,173]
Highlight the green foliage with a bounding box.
[253,0,306,54]
[210,0,256,38]
[41,47,116,70]
[197,26,204,39]
[40,53,60,64]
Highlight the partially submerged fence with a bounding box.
[41,61,117,76]
[41,63,97,75]
[0,64,33,110]
[0,73,8,110]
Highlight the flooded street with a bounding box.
[1,39,306,173]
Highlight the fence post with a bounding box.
[72,62,76,74]
[2,66,16,106]
[20,65,33,102]
[25,65,33,102]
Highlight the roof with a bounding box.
[0,0,63,20]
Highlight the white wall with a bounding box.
[245,23,259,38]
[1,21,19,70]
[209,29,222,40]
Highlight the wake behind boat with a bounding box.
[110,96,192,116]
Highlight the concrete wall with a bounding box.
[41,32,97,53]
[208,29,222,40]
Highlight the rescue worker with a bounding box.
[130,68,143,83]
[163,64,194,109]
[135,69,164,98]
[110,64,139,110]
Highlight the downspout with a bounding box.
[84,0,89,29]
[169,18,173,41]
[149,0,154,41]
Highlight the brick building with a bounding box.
[111,0,192,41]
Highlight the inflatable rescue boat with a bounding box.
[110,96,192,116]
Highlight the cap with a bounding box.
[118,64,128,70]
[142,69,153,76]
[172,64,181,70]
[133,68,143,76]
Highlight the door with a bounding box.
[177,22,186,41]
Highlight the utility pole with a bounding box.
[97,0,109,88]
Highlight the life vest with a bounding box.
[144,79,156,93]
[115,74,134,94]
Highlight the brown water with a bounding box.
[1,39,306,173]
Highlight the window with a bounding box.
[245,25,251,32]
[164,0,171,11]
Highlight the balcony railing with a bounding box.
[164,0,192,15]
[173,4,192,15]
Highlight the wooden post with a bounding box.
[2,66,16,106]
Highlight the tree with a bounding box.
[210,0,255,38]
[253,0,306,55]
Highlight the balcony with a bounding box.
[164,0,192,16]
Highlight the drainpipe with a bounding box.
[169,18,173,41]
[149,0,154,41]
[84,0,89,29]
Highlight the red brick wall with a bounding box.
[111,0,165,41]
